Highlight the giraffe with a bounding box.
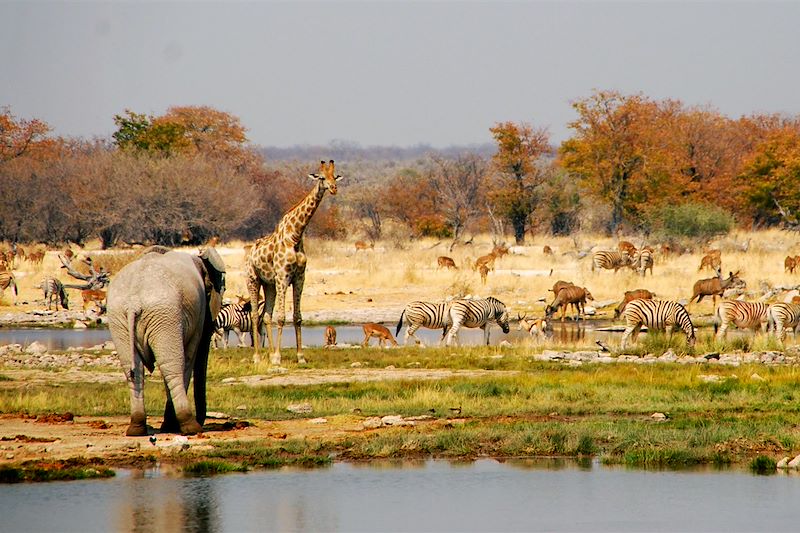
[246,160,342,365]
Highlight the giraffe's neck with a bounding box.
[275,182,326,245]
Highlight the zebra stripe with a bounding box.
[0,271,17,305]
[40,277,69,310]
[767,303,800,342]
[714,300,769,340]
[445,296,510,346]
[591,250,633,272]
[396,301,452,346]
[633,249,654,277]
[620,299,695,349]
[214,300,266,348]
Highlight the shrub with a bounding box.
[649,203,734,240]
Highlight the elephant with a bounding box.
[107,246,226,436]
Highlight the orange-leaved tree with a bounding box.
[488,121,551,244]
[0,107,53,162]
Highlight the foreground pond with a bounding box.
[1,459,798,532]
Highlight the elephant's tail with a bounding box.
[126,305,150,374]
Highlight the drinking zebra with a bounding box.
[41,277,69,310]
[214,300,267,348]
[396,300,452,346]
[445,296,510,346]
[591,250,633,273]
[620,299,695,349]
[0,271,18,305]
[714,300,769,340]
[767,303,800,342]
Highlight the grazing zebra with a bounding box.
[396,300,452,346]
[633,248,654,277]
[214,300,267,348]
[591,250,633,273]
[767,303,800,342]
[0,271,18,305]
[41,277,69,310]
[445,296,510,346]
[620,299,695,349]
[714,300,769,340]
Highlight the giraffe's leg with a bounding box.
[292,271,306,364]
[247,278,263,364]
[262,283,277,351]
[272,278,290,365]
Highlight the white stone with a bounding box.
[499,340,513,348]
[73,321,88,329]
[362,417,383,429]
[25,341,47,354]
[205,411,229,419]
[381,415,405,426]
[777,457,790,469]
[651,412,668,421]
[236,404,247,411]
[287,402,313,414]
[350,362,362,368]
[788,454,800,468]
[308,417,328,424]
[750,373,766,382]
[698,374,723,383]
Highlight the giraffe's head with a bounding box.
[308,160,343,195]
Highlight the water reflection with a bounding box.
[3,459,800,532]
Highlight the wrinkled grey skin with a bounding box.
[107,248,225,436]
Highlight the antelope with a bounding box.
[614,289,655,319]
[618,241,637,256]
[698,252,722,273]
[690,271,744,308]
[786,256,798,274]
[324,325,337,348]
[437,256,457,270]
[491,243,509,259]
[81,289,107,312]
[542,245,553,256]
[517,313,547,341]
[474,253,496,272]
[362,323,398,347]
[546,286,594,322]
[479,264,489,285]
[355,240,374,252]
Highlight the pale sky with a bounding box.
[2,1,799,148]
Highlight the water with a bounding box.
[1,459,798,532]
[0,322,626,351]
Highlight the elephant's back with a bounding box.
[108,251,203,311]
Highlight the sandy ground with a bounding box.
[0,367,505,467]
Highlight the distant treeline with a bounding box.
[2,90,800,249]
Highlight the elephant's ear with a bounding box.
[197,247,226,320]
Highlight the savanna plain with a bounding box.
[2,229,800,482]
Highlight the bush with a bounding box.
[649,203,734,240]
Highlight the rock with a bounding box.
[308,417,328,424]
[381,415,405,426]
[73,321,87,329]
[750,373,766,382]
[236,404,247,411]
[287,402,313,414]
[221,377,237,384]
[384,365,396,370]
[268,366,288,374]
[25,341,47,355]
[651,412,668,421]
[699,374,723,383]
[788,454,800,468]
[777,457,790,469]
[362,417,383,429]
[350,362,362,368]
[703,352,720,360]
[205,411,229,419]
[658,349,677,362]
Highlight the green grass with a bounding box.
[0,459,115,483]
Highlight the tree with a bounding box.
[488,122,551,244]
[426,154,487,245]
[0,107,52,162]
[560,91,681,232]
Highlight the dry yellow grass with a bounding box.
[2,229,799,321]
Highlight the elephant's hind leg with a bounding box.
[126,350,148,436]
[154,335,202,435]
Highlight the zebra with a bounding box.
[0,271,18,305]
[41,277,69,310]
[767,303,800,342]
[214,300,267,348]
[620,299,695,349]
[591,250,633,273]
[633,248,654,277]
[714,300,769,340]
[445,296,510,346]
[396,300,453,346]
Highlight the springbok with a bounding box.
[437,256,457,270]
[362,323,398,347]
[324,325,337,348]
[517,313,547,341]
